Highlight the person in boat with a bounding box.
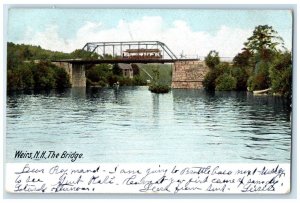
[113,81,120,88]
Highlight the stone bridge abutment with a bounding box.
[171,61,209,89]
[52,62,86,87]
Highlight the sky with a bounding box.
[7,8,293,58]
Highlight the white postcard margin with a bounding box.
[5,163,290,194]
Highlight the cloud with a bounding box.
[17,16,253,58]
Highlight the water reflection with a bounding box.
[6,87,291,163]
[151,94,160,124]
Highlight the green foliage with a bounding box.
[53,66,71,89]
[31,62,56,90]
[86,64,112,84]
[247,60,271,91]
[19,63,35,90]
[203,71,217,91]
[232,66,248,91]
[7,42,71,63]
[7,61,70,91]
[119,77,133,86]
[112,64,122,76]
[152,66,160,85]
[70,49,99,59]
[244,25,284,57]
[269,52,292,97]
[132,76,147,86]
[215,62,231,76]
[233,49,252,67]
[230,24,292,96]
[146,65,171,93]
[7,69,22,91]
[204,50,220,69]
[139,64,172,85]
[215,74,237,91]
[85,63,147,87]
[131,64,140,75]
[203,62,233,91]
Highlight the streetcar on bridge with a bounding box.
[122,48,162,59]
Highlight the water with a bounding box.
[6,86,291,163]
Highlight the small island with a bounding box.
[149,84,171,94]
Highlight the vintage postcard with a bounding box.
[4,6,293,194]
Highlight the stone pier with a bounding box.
[171,61,209,89]
[71,64,86,87]
[52,62,86,87]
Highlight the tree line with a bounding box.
[203,25,292,97]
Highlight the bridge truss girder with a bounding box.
[82,41,178,60]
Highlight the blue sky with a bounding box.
[7,9,293,57]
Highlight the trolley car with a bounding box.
[122,48,162,59]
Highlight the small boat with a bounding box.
[253,88,271,95]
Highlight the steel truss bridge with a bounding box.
[54,41,198,64]
[82,41,178,59]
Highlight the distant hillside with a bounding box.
[7,42,97,69]
[7,42,68,66]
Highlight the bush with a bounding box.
[203,71,217,91]
[132,76,147,86]
[216,74,237,91]
[269,52,292,97]
[119,77,133,86]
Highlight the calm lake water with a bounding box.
[6,86,291,163]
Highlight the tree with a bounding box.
[203,50,221,91]
[244,25,284,61]
[204,50,220,69]
[203,71,217,91]
[233,49,252,67]
[242,25,287,91]
[19,63,34,89]
[131,64,140,75]
[53,66,71,89]
[32,62,56,90]
[232,66,248,91]
[247,60,271,91]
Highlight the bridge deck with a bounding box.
[52,58,199,64]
